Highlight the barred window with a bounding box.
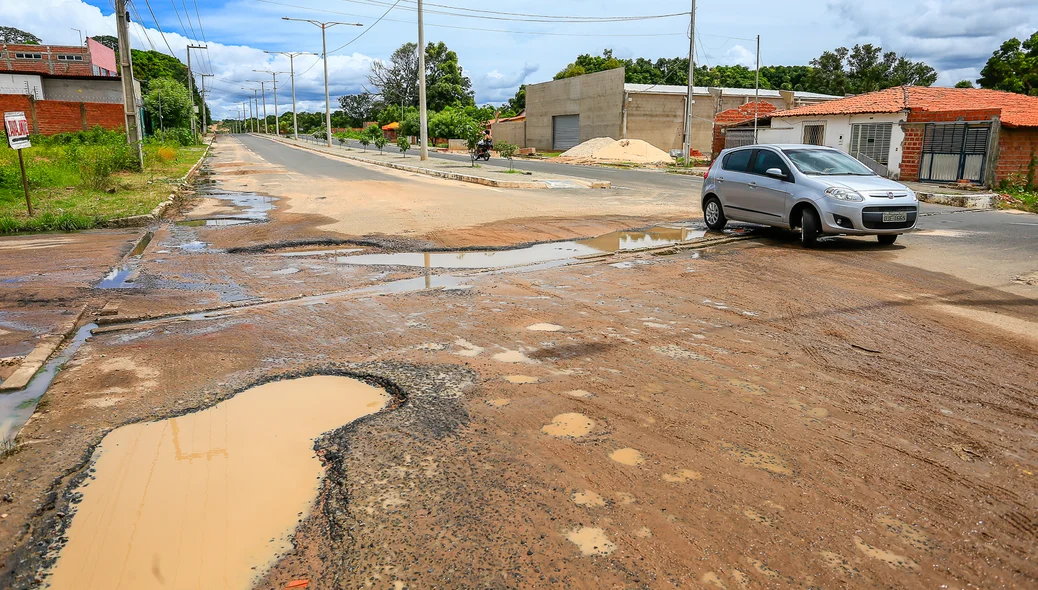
[56,54,84,61]
[14,52,43,60]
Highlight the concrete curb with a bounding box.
[0,305,88,391]
[99,138,214,228]
[917,191,995,209]
[266,135,610,190]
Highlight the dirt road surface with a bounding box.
[1,134,1035,589]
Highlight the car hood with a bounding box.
[814,175,911,193]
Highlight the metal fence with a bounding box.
[855,152,890,178]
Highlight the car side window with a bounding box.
[721,149,753,172]
[752,150,792,179]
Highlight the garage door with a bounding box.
[552,115,580,150]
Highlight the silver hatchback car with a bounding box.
[701,144,919,246]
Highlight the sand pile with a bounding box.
[561,137,616,158]
[560,138,673,164]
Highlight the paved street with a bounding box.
[1,134,1036,589]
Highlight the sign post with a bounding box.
[4,111,33,215]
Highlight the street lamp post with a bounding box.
[254,70,288,137]
[265,51,317,140]
[248,80,269,133]
[281,17,363,147]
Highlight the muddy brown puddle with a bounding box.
[44,376,389,590]
[336,226,705,269]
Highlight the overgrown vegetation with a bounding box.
[997,156,1038,213]
[0,127,205,233]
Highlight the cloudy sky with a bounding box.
[2,0,1035,119]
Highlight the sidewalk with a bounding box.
[903,180,997,209]
[269,135,611,190]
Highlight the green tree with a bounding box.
[497,141,518,170]
[397,135,411,156]
[425,41,475,110]
[507,84,526,113]
[808,47,850,95]
[807,45,935,95]
[428,106,474,140]
[374,133,388,154]
[955,80,975,88]
[143,78,192,130]
[338,92,381,127]
[978,31,1038,95]
[554,49,623,79]
[400,111,421,138]
[369,42,420,107]
[91,35,118,52]
[0,26,41,44]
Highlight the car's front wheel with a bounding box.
[877,234,898,245]
[704,196,727,231]
[800,208,820,247]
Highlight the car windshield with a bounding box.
[782,148,876,176]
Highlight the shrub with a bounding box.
[397,136,411,156]
[374,134,387,154]
[80,143,137,189]
[0,216,19,234]
[54,212,95,231]
[497,141,518,170]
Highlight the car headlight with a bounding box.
[908,190,918,202]
[824,187,864,202]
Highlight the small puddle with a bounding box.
[97,232,154,289]
[197,190,276,220]
[176,218,256,227]
[0,324,96,441]
[336,226,706,269]
[46,375,389,589]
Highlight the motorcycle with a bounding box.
[472,139,492,162]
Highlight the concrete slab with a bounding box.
[0,306,87,391]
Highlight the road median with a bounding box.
[262,135,611,190]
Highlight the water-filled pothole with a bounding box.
[176,218,256,227]
[45,375,390,589]
[336,226,706,269]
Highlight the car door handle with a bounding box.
[747,182,757,188]
[716,177,725,182]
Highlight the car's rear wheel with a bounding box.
[704,197,727,231]
[800,208,820,247]
[877,234,898,245]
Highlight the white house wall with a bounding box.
[0,73,43,99]
[758,112,908,177]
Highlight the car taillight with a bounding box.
[703,166,710,180]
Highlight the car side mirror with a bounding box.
[765,167,786,179]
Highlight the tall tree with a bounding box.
[143,78,192,129]
[978,31,1038,95]
[808,47,850,95]
[425,41,474,110]
[366,41,474,112]
[0,26,41,44]
[507,84,526,113]
[368,42,420,107]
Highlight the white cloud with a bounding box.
[719,45,755,68]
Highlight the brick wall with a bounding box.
[710,102,778,158]
[1,44,95,77]
[995,127,1038,187]
[0,94,124,135]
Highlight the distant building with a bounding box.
[0,38,133,134]
[521,68,842,155]
[731,86,1038,186]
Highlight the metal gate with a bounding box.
[552,115,580,150]
[919,123,990,183]
[725,128,755,149]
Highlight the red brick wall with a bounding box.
[0,94,124,135]
[899,108,1002,182]
[1,44,94,76]
[995,127,1038,187]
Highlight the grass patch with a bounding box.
[0,437,21,460]
[997,188,1038,213]
[0,138,205,234]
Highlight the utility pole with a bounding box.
[241,102,246,134]
[157,90,164,131]
[682,0,695,167]
[754,34,760,143]
[249,80,269,133]
[199,73,213,135]
[281,18,363,147]
[265,51,317,140]
[186,44,207,138]
[71,28,83,46]
[114,0,143,168]
[254,70,287,136]
[417,0,429,160]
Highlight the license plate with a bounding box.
[882,212,908,223]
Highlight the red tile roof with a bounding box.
[771,86,1038,128]
[714,101,778,126]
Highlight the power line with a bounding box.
[140,0,178,56]
[253,0,686,37]
[180,0,199,40]
[328,0,402,54]
[336,0,689,22]
[191,0,216,76]
[128,1,157,51]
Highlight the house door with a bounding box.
[919,123,990,183]
[552,115,580,151]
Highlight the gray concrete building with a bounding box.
[521,68,840,156]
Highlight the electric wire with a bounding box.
[336,0,689,23]
[140,0,178,56]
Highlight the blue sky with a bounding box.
[3,0,1035,119]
